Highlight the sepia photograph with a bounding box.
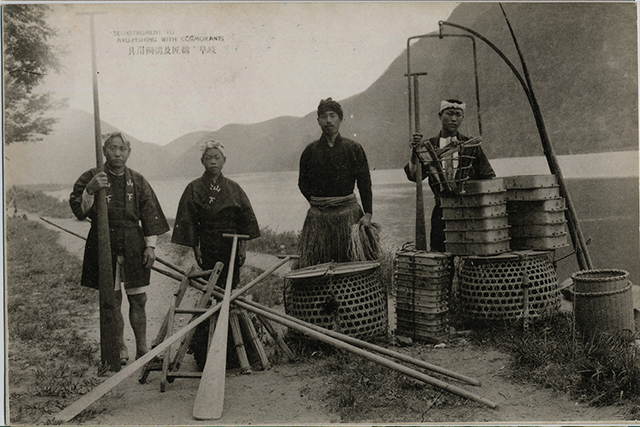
[2,1,639,425]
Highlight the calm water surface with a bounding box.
[47,152,639,282]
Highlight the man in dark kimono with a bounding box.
[172,140,260,371]
[405,99,495,252]
[298,97,373,268]
[172,140,260,286]
[70,132,169,363]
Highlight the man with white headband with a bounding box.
[171,139,260,370]
[405,99,495,252]
[70,131,170,364]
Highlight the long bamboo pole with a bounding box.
[437,17,593,271]
[497,3,593,270]
[79,12,120,371]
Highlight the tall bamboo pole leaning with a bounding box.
[79,12,120,371]
[437,9,593,271]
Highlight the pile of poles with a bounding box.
[42,217,497,423]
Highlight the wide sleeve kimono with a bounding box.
[69,166,169,289]
[172,173,260,273]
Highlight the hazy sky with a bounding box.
[39,2,459,145]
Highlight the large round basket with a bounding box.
[458,250,560,321]
[284,261,388,340]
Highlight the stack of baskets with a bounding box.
[441,178,511,255]
[394,249,452,342]
[504,175,569,250]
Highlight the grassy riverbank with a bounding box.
[5,215,101,424]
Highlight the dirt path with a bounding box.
[32,214,639,424]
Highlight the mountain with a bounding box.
[4,3,636,185]
[3,108,173,185]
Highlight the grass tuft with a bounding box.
[471,312,640,408]
[6,185,73,218]
[246,226,299,256]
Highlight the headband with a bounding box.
[102,131,130,146]
[201,139,225,158]
[440,100,466,113]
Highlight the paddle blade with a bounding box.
[192,304,231,419]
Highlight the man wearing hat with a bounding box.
[405,99,495,252]
[70,132,170,364]
[298,97,373,268]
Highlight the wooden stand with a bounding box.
[139,263,293,391]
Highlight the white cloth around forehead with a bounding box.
[440,100,466,113]
[202,139,225,157]
[102,132,130,145]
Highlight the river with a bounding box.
[45,151,639,282]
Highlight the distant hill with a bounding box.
[3,108,172,185]
[4,3,636,185]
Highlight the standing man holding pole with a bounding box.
[70,132,169,364]
[405,99,495,252]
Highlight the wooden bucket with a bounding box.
[571,269,635,339]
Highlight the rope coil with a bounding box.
[569,281,633,298]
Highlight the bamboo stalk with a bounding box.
[229,309,252,374]
[255,314,297,361]
[242,302,497,408]
[239,309,272,370]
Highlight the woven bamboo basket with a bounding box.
[571,269,635,339]
[284,261,388,340]
[459,250,560,321]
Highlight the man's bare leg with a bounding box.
[128,292,148,359]
[114,289,128,364]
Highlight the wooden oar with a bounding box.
[193,233,248,420]
[53,253,290,423]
